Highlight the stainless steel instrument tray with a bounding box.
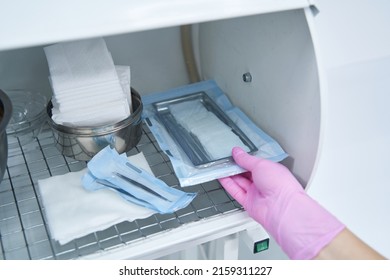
[154,92,258,167]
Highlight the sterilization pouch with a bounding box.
[142,80,288,187]
[38,152,156,245]
[82,146,197,214]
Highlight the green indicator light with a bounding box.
[254,238,269,254]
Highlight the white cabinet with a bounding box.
[306,0,390,258]
[0,0,310,51]
[8,0,381,260]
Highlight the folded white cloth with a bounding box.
[51,99,131,126]
[44,38,132,127]
[116,65,132,111]
[38,153,156,245]
[169,100,249,160]
[44,38,121,93]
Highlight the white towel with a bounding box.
[38,153,156,245]
[44,38,132,126]
[169,100,249,160]
[44,38,120,93]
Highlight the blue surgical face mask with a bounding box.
[82,146,196,214]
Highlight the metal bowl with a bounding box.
[46,88,143,161]
[0,90,13,182]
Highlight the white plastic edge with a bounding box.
[0,0,310,51]
[78,210,262,260]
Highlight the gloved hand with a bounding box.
[219,147,345,259]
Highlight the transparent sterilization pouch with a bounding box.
[82,146,197,214]
[142,80,288,187]
[154,92,258,167]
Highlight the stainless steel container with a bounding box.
[47,88,143,161]
[0,90,13,182]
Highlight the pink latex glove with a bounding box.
[219,147,345,259]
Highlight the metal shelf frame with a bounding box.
[0,123,247,260]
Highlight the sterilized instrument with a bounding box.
[154,92,258,167]
[113,172,171,202]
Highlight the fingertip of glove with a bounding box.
[218,177,237,191]
[217,177,224,183]
[218,177,230,185]
[232,146,246,157]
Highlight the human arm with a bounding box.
[314,228,384,260]
[219,147,385,260]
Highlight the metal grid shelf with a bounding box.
[0,123,242,260]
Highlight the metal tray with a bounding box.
[154,92,257,167]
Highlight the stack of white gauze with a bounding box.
[44,38,132,127]
[169,99,250,160]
